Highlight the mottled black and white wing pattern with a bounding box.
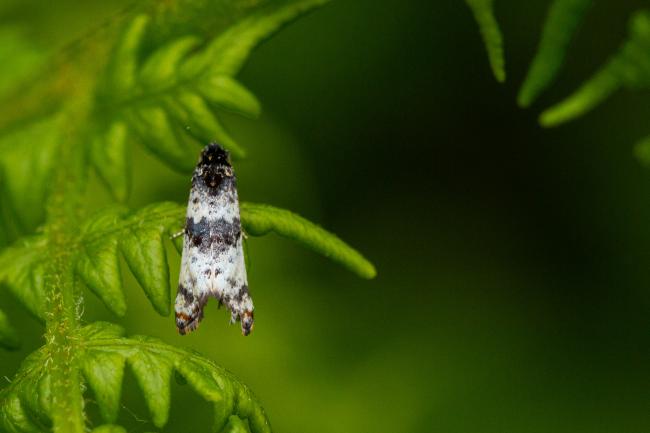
[175,143,254,336]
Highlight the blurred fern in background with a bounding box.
[466,0,649,159]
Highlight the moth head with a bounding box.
[197,143,234,189]
[199,143,231,168]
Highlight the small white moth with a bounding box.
[175,143,254,336]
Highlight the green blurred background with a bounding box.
[1,0,649,432]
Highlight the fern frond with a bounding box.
[465,0,506,82]
[74,202,180,317]
[92,0,325,201]
[518,0,592,107]
[241,203,377,279]
[0,1,340,432]
[0,199,374,333]
[540,9,650,127]
[0,322,270,433]
[0,236,48,320]
[79,201,374,316]
[0,115,63,237]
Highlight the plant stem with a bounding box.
[42,121,88,433]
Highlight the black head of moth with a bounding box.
[175,143,254,336]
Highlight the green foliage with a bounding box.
[92,1,326,199]
[242,203,377,279]
[0,236,48,325]
[467,3,649,162]
[74,202,180,317]
[465,0,506,82]
[0,115,63,238]
[518,0,592,107]
[540,10,650,127]
[0,201,373,341]
[0,322,269,433]
[0,1,377,431]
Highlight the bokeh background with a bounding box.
[1,0,649,432]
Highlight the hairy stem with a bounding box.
[43,236,85,433]
[42,116,88,433]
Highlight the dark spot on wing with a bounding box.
[234,284,249,303]
[187,217,242,252]
[178,284,193,303]
[186,216,210,247]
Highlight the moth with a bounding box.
[175,143,254,336]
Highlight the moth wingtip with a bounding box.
[241,311,254,336]
[175,310,203,335]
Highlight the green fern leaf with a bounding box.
[91,0,325,201]
[139,36,201,90]
[241,203,377,279]
[80,322,271,433]
[197,76,261,118]
[197,0,328,77]
[80,200,375,315]
[221,415,253,433]
[540,9,650,127]
[76,207,127,316]
[0,115,63,236]
[75,202,180,317]
[127,337,174,427]
[465,0,506,82]
[518,0,592,107]
[0,2,340,432]
[0,197,375,345]
[0,236,48,322]
[81,350,126,423]
[90,121,131,203]
[0,348,52,432]
[0,322,270,433]
[105,14,151,99]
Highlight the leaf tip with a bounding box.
[493,67,506,84]
[517,89,532,108]
[359,262,377,280]
[538,108,562,128]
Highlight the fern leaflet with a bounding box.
[0,201,375,344]
[518,0,592,107]
[465,0,506,82]
[0,322,270,433]
[540,9,650,127]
